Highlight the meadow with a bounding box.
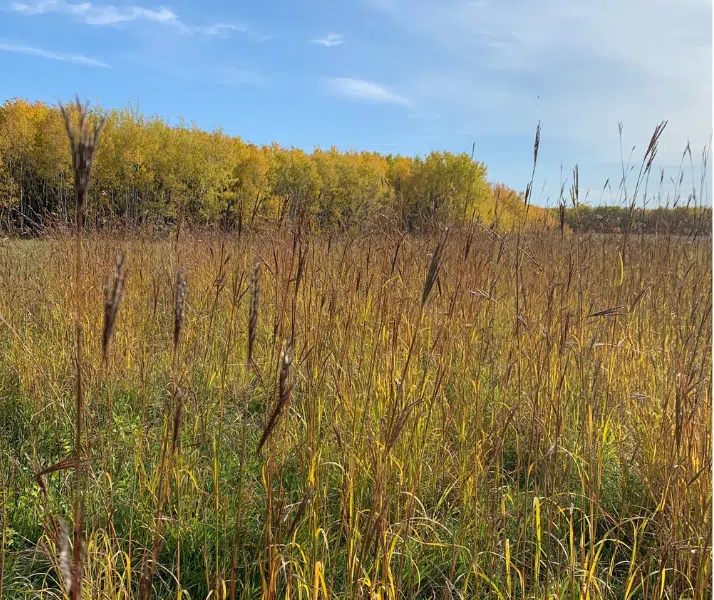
[0,102,711,600]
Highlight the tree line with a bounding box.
[2,98,707,236]
[0,98,558,234]
[553,205,711,236]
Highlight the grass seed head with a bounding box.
[173,269,188,352]
[59,96,105,221]
[645,121,668,172]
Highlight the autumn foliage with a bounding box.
[0,98,554,233]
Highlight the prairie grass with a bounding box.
[0,219,711,599]
[0,101,711,600]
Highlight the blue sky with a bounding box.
[1,0,711,206]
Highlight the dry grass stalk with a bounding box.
[421,228,449,307]
[257,340,294,454]
[59,95,104,600]
[523,121,541,210]
[102,253,127,364]
[248,261,260,366]
[58,518,73,597]
[171,384,186,454]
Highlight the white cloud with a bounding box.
[311,33,344,47]
[370,0,712,165]
[11,0,252,37]
[329,77,411,106]
[12,0,184,26]
[200,23,248,37]
[0,41,110,67]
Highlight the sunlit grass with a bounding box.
[0,221,710,599]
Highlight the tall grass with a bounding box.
[0,119,711,600]
[59,97,105,600]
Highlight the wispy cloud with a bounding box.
[12,0,183,27]
[329,77,411,106]
[311,33,344,47]
[11,0,254,37]
[0,41,110,67]
[200,23,247,37]
[370,0,712,164]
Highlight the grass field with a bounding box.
[0,222,711,599]
[0,102,711,600]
